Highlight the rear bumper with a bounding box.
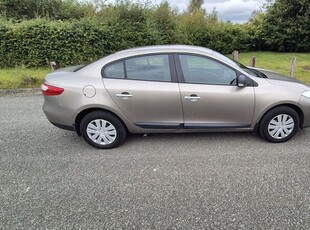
[42,95,75,128]
[51,122,75,131]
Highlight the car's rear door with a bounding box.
[176,54,255,129]
[103,54,183,129]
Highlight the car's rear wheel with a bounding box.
[259,106,300,143]
[80,111,127,149]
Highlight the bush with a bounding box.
[0,0,96,20]
[0,0,309,68]
[0,19,116,67]
[19,75,40,88]
[0,2,255,68]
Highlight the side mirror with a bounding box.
[237,75,250,87]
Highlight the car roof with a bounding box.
[114,45,214,56]
[78,45,239,76]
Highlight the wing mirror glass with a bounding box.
[237,75,250,87]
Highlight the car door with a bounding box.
[176,54,255,128]
[103,54,183,128]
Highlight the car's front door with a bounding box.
[176,54,255,129]
[103,54,183,129]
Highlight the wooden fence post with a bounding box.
[249,57,256,67]
[289,57,296,78]
[232,50,239,61]
[50,61,59,71]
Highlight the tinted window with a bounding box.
[104,61,125,79]
[179,55,237,85]
[125,55,171,82]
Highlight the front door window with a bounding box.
[179,55,237,85]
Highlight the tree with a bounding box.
[261,0,310,52]
[152,1,178,44]
[188,0,204,13]
[0,0,95,20]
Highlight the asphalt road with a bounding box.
[1,94,309,229]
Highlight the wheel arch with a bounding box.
[255,103,304,132]
[74,108,129,136]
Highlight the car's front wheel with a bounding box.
[80,111,127,149]
[259,106,300,143]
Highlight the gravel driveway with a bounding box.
[1,94,309,229]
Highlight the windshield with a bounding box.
[212,51,258,77]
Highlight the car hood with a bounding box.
[249,67,301,83]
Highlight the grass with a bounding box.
[237,52,310,84]
[0,67,50,89]
[0,52,309,89]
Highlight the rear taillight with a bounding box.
[41,83,64,96]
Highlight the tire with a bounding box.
[259,106,300,143]
[80,111,127,149]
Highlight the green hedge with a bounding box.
[0,17,252,68]
[1,19,110,67]
[0,1,308,68]
[0,19,165,67]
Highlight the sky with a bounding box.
[151,0,265,23]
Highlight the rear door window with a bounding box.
[125,55,171,82]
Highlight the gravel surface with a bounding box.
[1,94,309,229]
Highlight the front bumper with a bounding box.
[299,96,310,128]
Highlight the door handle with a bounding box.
[184,94,200,101]
[116,92,133,99]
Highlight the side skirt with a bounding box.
[134,122,251,130]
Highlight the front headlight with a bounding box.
[302,90,310,99]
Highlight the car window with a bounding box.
[179,55,237,85]
[104,61,125,79]
[213,51,258,77]
[125,55,171,82]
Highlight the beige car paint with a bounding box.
[179,84,255,126]
[42,45,310,136]
[103,79,183,124]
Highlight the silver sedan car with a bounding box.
[41,45,310,149]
